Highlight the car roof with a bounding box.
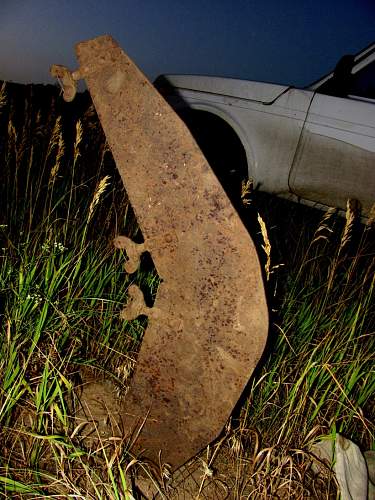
[308,41,375,90]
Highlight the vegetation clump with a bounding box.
[0,81,373,498]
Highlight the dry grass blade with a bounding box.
[323,363,374,439]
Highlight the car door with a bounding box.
[289,61,375,216]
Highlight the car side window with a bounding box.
[317,55,355,98]
[351,60,375,99]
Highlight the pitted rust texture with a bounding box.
[75,35,268,469]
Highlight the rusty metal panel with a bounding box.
[71,35,268,469]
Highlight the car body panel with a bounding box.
[164,82,313,194]
[160,74,290,103]
[290,93,375,213]
[158,43,375,216]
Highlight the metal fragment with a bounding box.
[59,35,269,469]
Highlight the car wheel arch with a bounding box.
[175,104,259,208]
[178,104,255,176]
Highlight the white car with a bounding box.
[155,43,375,217]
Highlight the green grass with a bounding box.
[0,81,373,498]
[244,197,374,452]
[0,83,154,497]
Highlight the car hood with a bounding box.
[157,74,290,104]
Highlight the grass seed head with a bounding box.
[73,119,83,162]
[311,206,336,245]
[87,175,111,223]
[7,120,17,144]
[338,198,358,254]
[366,202,375,227]
[0,82,7,111]
[241,178,253,206]
[257,212,271,280]
[49,130,65,183]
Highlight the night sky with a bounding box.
[0,0,374,88]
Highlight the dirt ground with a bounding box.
[74,376,337,499]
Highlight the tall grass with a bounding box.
[245,195,374,450]
[0,81,373,497]
[0,83,152,497]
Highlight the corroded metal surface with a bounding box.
[73,35,268,469]
[50,64,81,102]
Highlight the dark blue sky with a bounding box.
[0,0,374,87]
